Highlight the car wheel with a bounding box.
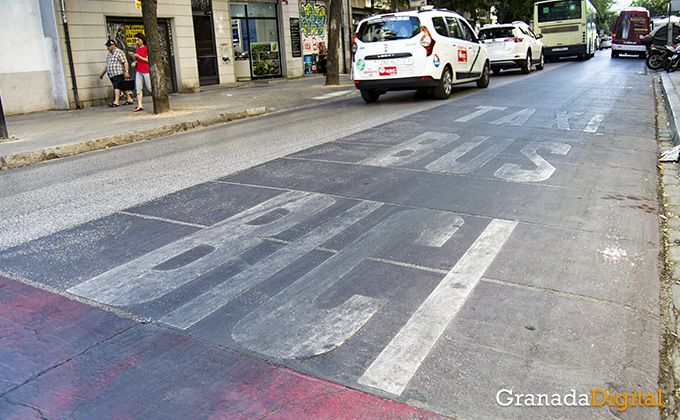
[360,89,380,103]
[433,66,453,99]
[612,50,619,58]
[521,51,531,74]
[536,51,545,70]
[477,61,490,88]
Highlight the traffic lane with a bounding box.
[221,158,658,244]
[0,212,199,290]
[0,55,660,418]
[0,86,450,253]
[403,280,659,420]
[290,134,657,200]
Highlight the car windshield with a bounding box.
[357,16,421,42]
[479,27,514,39]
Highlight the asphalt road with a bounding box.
[0,52,663,419]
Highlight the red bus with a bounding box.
[612,7,650,58]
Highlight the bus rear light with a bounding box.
[420,26,435,56]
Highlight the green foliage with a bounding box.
[631,0,668,17]
[428,0,624,35]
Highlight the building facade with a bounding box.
[1,0,363,115]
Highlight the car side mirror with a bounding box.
[537,33,544,39]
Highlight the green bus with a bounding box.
[534,0,598,61]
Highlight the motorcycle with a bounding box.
[641,34,677,70]
[668,38,680,72]
[646,43,676,70]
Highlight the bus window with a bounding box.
[537,0,582,23]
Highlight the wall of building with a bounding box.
[54,0,201,109]
[2,0,321,115]
[282,0,305,78]
[0,0,69,116]
[213,0,237,84]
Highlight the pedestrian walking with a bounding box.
[318,41,327,74]
[132,33,151,112]
[99,39,133,107]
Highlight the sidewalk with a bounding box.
[0,75,357,171]
[657,70,680,419]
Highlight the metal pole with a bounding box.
[0,94,8,140]
[669,1,673,45]
[60,0,80,109]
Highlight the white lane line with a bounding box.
[357,219,517,395]
[313,90,354,100]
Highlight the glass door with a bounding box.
[192,0,219,85]
[231,3,282,80]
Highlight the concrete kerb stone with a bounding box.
[661,72,680,145]
[0,107,270,171]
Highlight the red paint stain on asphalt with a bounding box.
[0,276,451,419]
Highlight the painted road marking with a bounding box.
[313,90,354,100]
[232,210,465,360]
[455,106,507,123]
[67,192,336,306]
[489,108,537,127]
[159,200,381,329]
[584,113,606,133]
[494,141,571,182]
[357,219,517,395]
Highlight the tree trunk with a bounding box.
[325,0,342,86]
[141,0,170,114]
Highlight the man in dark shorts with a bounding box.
[99,39,133,107]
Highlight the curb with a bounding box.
[657,74,680,419]
[661,72,680,145]
[0,107,268,171]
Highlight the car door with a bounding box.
[522,25,542,60]
[447,17,483,79]
[430,16,454,79]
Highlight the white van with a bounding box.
[352,8,490,102]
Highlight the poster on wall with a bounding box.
[251,42,281,76]
[300,1,327,56]
[125,24,145,46]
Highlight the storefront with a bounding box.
[105,18,178,93]
[231,2,282,80]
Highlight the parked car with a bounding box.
[599,36,612,49]
[352,7,490,102]
[478,21,544,74]
[641,22,680,47]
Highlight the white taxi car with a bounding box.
[478,21,544,74]
[352,8,490,102]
